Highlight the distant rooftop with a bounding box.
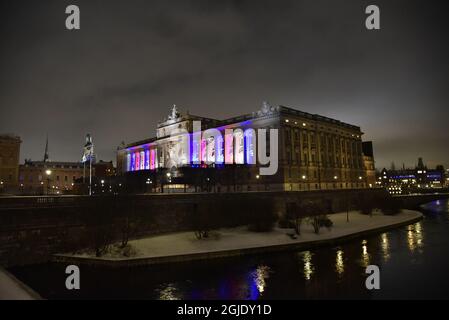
[0,134,21,141]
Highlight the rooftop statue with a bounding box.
[168,104,180,120]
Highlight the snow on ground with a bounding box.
[0,268,40,300]
[68,210,422,261]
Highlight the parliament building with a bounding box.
[117,103,375,193]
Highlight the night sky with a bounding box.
[1,0,448,170]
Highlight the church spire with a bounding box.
[43,134,49,162]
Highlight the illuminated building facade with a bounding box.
[0,134,22,193]
[379,158,446,195]
[117,103,374,192]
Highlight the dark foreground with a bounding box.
[9,199,449,299]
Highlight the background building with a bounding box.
[93,160,115,178]
[378,157,446,194]
[19,160,85,195]
[117,103,375,193]
[0,134,22,193]
[362,141,376,188]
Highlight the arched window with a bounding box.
[244,128,256,164]
[234,129,244,164]
[206,136,215,164]
[131,153,136,172]
[135,152,140,171]
[145,150,150,170]
[140,151,145,170]
[216,135,224,164]
[150,149,156,170]
[224,130,234,164]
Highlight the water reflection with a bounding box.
[301,251,314,280]
[335,249,344,276]
[157,283,182,300]
[9,199,449,300]
[249,265,271,299]
[407,222,424,252]
[381,233,390,262]
[361,239,370,267]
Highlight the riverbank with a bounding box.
[0,267,42,300]
[54,210,422,267]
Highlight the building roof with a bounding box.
[121,104,362,150]
[22,160,83,168]
[0,134,22,142]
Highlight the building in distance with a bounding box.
[378,157,446,195]
[0,134,22,194]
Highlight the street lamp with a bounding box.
[46,170,52,195]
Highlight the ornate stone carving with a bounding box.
[257,101,278,117]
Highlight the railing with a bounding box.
[0,195,88,210]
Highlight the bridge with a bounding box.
[393,193,449,209]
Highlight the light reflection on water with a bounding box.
[335,249,344,276]
[9,199,449,299]
[249,264,271,299]
[407,222,424,252]
[157,283,182,300]
[361,239,370,268]
[381,233,390,262]
[301,251,314,280]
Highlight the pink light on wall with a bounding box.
[234,129,244,164]
[150,149,156,170]
[201,138,207,163]
[225,130,234,164]
[135,151,140,171]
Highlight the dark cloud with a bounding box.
[0,0,448,169]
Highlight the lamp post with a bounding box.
[166,172,171,193]
[302,175,307,191]
[45,169,52,195]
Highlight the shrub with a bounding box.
[319,215,333,230]
[357,193,375,216]
[191,202,213,239]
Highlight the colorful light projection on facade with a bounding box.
[126,147,158,172]
[244,129,256,165]
[145,150,150,170]
[234,129,244,165]
[125,127,258,172]
[150,149,156,170]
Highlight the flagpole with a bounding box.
[89,155,92,196]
